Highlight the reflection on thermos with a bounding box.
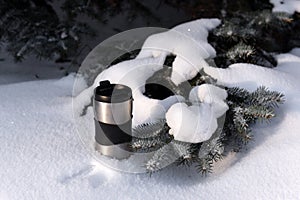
[93,80,132,159]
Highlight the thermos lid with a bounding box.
[94,80,132,103]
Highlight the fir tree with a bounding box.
[0,0,160,64]
[0,0,94,63]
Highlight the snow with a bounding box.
[1,50,300,199]
[204,58,299,94]
[1,12,300,198]
[166,102,218,143]
[137,19,220,85]
[166,84,228,143]
[189,84,228,118]
[270,0,300,14]
[0,51,69,85]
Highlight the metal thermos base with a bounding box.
[95,142,132,160]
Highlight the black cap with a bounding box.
[94,80,132,103]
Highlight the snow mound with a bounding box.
[137,19,220,85]
[166,84,228,143]
[189,84,228,118]
[166,102,218,143]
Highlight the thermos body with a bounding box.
[94,100,132,125]
[93,80,133,159]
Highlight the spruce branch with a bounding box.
[131,120,171,152]
[226,87,251,104]
[140,85,285,174]
[145,140,200,173]
[132,119,167,138]
[226,42,256,61]
[196,139,224,175]
[244,106,275,120]
[213,21,238,41]
[195,158,213,176]
[250,86,285,108]
[174,142,201,167]
[225,86,285,147]
[145,141,180,174]
[131,132,172,152]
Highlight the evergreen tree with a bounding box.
[0,0,162,64]
[0,0,93,63]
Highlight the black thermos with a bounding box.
[93,80,133,159]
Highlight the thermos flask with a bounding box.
[93,80,133,159]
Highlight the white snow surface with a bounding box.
[0,53,69,85]
[1,49,300,199]
[271,0,300,14]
